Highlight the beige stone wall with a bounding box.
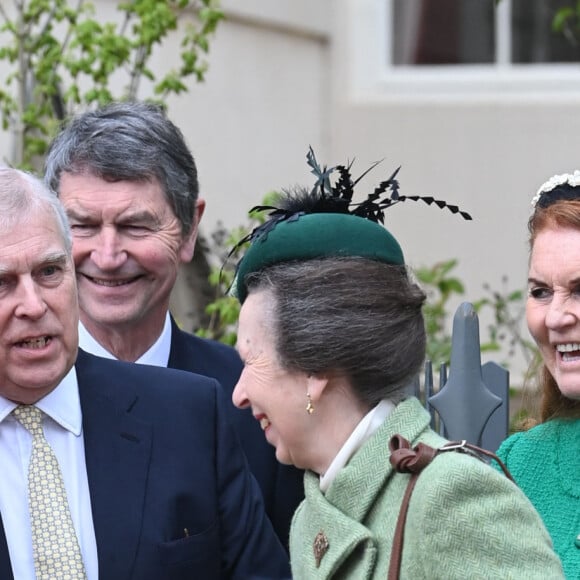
[168,0,332,234]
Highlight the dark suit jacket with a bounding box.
[167,318,304,551]
[0,349,290,580]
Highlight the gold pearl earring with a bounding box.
[306,393,314,415]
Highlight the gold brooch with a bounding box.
[313,530,329,568]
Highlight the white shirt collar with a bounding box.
[78,312,172,367]
[0,365,82,435]
[319,398,395,493]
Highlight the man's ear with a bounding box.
[179,198,206,263]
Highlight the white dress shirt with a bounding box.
[0,367,99,579]
[78,313,172,367]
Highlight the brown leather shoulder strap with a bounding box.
[387,435,438,580]
[438,439,514,482]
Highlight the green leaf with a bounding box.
[439,278,465,295]
[553,7,574,32]
[507,289,524,301]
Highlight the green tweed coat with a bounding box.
[496,418,579,579]
[290,397,564,579]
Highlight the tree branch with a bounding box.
[127,44,148,99]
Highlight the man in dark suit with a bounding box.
[0,166,289,579]
[44,101,304,549]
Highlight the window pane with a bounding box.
[512,0,580,63]
[392,0,494,66]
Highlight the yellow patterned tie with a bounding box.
[13,405,87,580]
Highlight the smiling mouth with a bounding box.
[556,343,580,362]
[85,275,138,287]
[259,417,271,431]
[15,336,51,349]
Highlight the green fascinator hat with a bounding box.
[233,148,471,303]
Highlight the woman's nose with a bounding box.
[232,378,250,409]
[545,295,577,330]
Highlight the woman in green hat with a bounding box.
[231,150,563,579]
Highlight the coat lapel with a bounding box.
[0,513,14,580]
[292,398,436,577]
[325,397,433,522]
[76,350,153,580]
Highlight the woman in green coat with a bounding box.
[496,172,580,579]
[231,150,564,579]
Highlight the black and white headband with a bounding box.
[532,171,580,209]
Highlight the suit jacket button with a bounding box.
[575,533,580,548]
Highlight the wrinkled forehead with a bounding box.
[528,226,580,278]
[236,290,278,353]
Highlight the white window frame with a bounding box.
[347,0,580,103]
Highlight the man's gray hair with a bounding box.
[0,167,72,254]
[44,101,199,235]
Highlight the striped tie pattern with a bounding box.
[13,405,87,580]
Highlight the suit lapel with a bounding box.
[0,513,14,580]
[76,350,153,580]
[168,317,195,371]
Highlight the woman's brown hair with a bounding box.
[528,199,580,421]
